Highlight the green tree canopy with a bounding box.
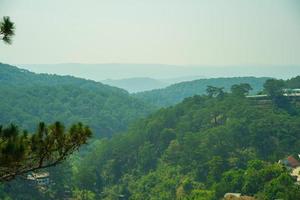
[231,83,252,97]
[0,122,92,182]
[263,79,285,98]
[0,16,15,44]
[206,86,224,98]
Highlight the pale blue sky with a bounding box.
[0,0,300,66]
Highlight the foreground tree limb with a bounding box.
[0,16,15,44]
[0,122,92,182]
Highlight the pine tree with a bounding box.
[0,16,15,44]
[0,122,92,182]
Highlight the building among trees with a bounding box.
[27,172,50,187]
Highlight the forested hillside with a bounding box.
[134,77,269,107]
[0,63,154,137]
[69,81,300,200]
[2,1,300,199]
[4,79,300,199]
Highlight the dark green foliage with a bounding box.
[231,83,252,97]
[262,173,300,200]
[206,86,224,98]
[286,76,300,89]
[0,16,15,44]
[263,79,285,98]
[0,122,92,182]
[0,63,154,137]
[263,78,297,114]
[134,77,269,107]
[1,76,300,199]
[64,87,300,199]
[215,161,300,200]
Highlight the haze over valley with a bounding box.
[1,0,300,199]
[18,63,300,92]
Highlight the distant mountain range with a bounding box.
[102,77,169,93]
[20,63,300,81]
[102,76,205,93]
[134,77,270,107]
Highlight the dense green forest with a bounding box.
[69,80,300,200]
[2,77,300,199]
[134,77,269,107]
[2,2,300,199]
[0,63,154,137]
[285,76,300,88]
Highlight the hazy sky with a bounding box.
[0,0,300,66]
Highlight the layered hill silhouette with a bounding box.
[134,77,269,107]
[0,63,154,137]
